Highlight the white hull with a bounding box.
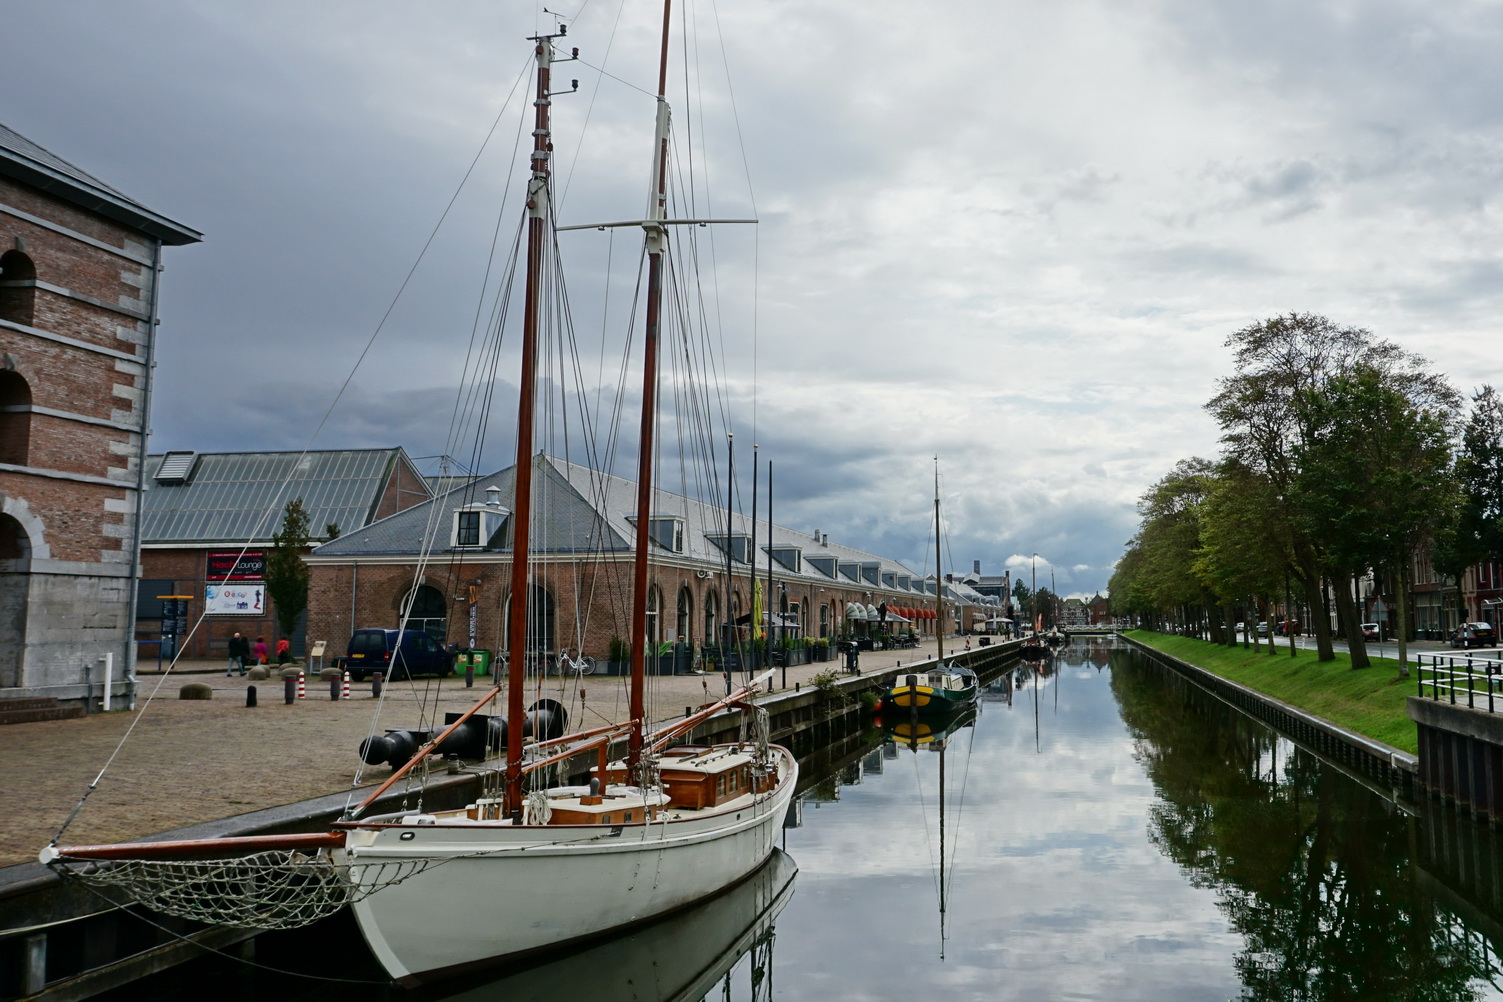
[342,745,798,984]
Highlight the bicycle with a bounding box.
[548,650,595,676]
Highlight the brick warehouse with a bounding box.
[0,123,200,709]
[305,454,1001,663]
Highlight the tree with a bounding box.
[266,497,311,646]
[1441,386,1503,622]
[1291,364,1460,673]
[1207,313,1455,662]
[1194,460,1289,655]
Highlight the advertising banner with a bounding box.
[205,583,266,616]
[207,551,265,582]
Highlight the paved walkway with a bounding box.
[0,640,959,868]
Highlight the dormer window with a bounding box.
[861,562,880,586]
[706,533,752,563]
[452,499,509,549]
[839,562,860,583]
[807,555,836,578]
[627,515,686,553]
[767,546,801,571]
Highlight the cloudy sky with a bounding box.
[6,0,1503,598]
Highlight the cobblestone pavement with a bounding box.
[0,640,951,867]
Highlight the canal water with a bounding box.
[104,638,1503,1000]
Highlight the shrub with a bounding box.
[810,668,850,707]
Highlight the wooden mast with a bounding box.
[934,457,944,661]
[504,31,558,819]
[627,0,675,774]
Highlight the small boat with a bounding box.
[883,663,979,713]
[1045,630,1067,647]
[1018,635,1049,662]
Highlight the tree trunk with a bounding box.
[1296,561,1333,660]
[1332,577,1369,669]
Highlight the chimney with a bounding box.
[973,559,981,574]
[821,533,828,546]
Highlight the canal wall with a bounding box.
[0,639,1022,1001]
[1121,635,1417,797]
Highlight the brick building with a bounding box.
[304,454,994,661]
[138,448,430,661]
[0,123,199,709]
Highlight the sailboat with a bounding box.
[41,12,797,987]
[881,459,978,714]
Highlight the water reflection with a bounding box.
[1112,650,1503,1001]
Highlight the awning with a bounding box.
[845,602,863,619]
[865,603,879,620]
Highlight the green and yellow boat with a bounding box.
[881,663,979,714]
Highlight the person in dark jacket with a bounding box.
[226,632,250,676]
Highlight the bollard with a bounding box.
[246,685,257,708]
[465,663,474,689]
[685,706,692,718]
[373,672,383,698]
[297,671,305,700]
[342,671,351,700]
[284,677,295,705]
[330,675,340,701]
[447,754,461,775]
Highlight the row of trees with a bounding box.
[1109,313,1503,673]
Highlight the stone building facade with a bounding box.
[0,123,199,708]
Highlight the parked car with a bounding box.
[1451,622,1498,650]
[1276,620,1301,637]
[1255,622,1269,637]
[344,628,454,681]
[1361,623,1380,642]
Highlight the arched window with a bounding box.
[703,590,719,647]
[0,250,37,327]
[0,370,31,467]
[676,586,693,643]
[820,603,830,638]
[646,585,663,646]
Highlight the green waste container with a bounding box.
[457,649,492,676]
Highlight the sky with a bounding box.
[6,0,1503,599]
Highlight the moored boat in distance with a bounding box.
[882,662,979,714]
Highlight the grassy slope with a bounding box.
[1125,630,1420,755]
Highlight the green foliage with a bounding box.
[266,498,311,643]
[324,522,341,541]
[607,636,630,662]
[858,689,881,711]
[809,668,850,707]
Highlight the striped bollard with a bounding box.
[297,670,306,700]
[342,670,351,700]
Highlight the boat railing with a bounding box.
[1415,651,1503,711]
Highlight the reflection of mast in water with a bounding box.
[1033,665,1041,754]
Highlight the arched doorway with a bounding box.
[401,584,448,641]
[0,514,31,688]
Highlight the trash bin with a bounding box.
[844,645,859,673]
[458,649,492,676]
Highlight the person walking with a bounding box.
[275,636,291,664]
[252,636,268,665]
[226,632,250,676]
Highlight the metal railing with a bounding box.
[1416,651,1503,710]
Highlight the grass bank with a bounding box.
[1124,630,1419,755]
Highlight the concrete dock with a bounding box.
[0,639,970,870]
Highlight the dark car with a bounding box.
[1451,622,1498,650]
[344,629,454,681]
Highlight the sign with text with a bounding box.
[205,583,265,616]
[207,551,265,582]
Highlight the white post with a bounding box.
[102,652,113,712]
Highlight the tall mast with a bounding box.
[934,457,944,661]
[505,30,561,818]
[627,0,676,773]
